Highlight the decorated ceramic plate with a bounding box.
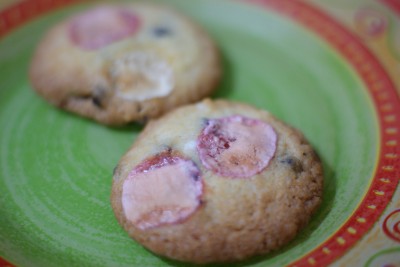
[1,0,400,266]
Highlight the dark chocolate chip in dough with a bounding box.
[153,26,171,37]
[91,85,109,108]
[92,95,103,108]
[280,156,303,173]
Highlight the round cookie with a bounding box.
[111,99,323,264]
[29,3,221,125]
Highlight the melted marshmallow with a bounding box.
[69,6,140,50]
[122,153,202,230]
[110,52,174,101]
[197,115,277,178]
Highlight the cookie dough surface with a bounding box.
[29,3,220,125]
[111,99,323,263]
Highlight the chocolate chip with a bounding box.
[136,103,143,113]
[192,173,200,181]
[91,85,108,108]
[280,156,303,173]
[201,118,210,126]
[138,116,149,124]
[92,95,102,108]
[164,146,173,154]
[153,26,171,37]
[113,165,119,176]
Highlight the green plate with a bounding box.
[0,0,384,266]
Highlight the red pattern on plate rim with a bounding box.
[1,0,400,266]
[0,0,82,38]
[0,257,12,267]
[380,0,400,17]
[382,209,400,242]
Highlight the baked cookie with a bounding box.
[29,3,220,125]
[111,99,323,264]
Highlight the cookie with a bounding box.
[29,3,221,125]
[111,99,323,264]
